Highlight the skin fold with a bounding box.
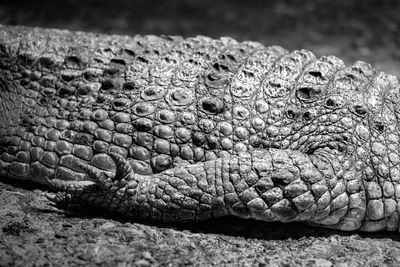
[1,24,400,232]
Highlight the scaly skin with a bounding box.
[1,24,400,232]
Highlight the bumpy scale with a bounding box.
[1,25,400,232]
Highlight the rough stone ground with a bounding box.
[1,0,400,266]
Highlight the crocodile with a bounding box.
[1,24,400,233]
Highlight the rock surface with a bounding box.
[1,181,400,266]
[1,0,400,266]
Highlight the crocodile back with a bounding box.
[1,25,400,187]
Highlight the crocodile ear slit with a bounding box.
[109,152,134,180]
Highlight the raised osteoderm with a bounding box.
[1,25,400,232]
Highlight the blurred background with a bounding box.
[0,0,399,76]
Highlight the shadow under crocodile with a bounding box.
[53,208,400,242]
[3,177,400,242]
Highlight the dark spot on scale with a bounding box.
[206,72,220,82]
[17,53,35,66]
[7,146,18,155]
[271,199,298,219]
[221,53,237,62]
[373,121,385,132]
[39,97,48,105]
[213,63,229,72]
[110,58,126,67]
[42,88,55,97]
[325,98,335,107]
[159,112,170,123]
[96,95,105,103]
[112,98,130,111]
[308,71,323,78]
[201,98,224,114]
[188,58,200,65]
[0,43,6,55]
[353,104,367,117]
[325,95,345,109]
[296,87,320,101]
[61,73,75,82]
[169,89,193,106]
[122,49,136,57]
[269,81,282,88]
[141,86,165,101]
[136,56,148,63]
[20,78,30,86]
[101,79,118,90]
[104,68,120,77]
[254,184,269,194]
[132,102,155,116]
[163,56,177,64]
[65,56,85,69]
[83,70,100,81]
[76,86,91,96]
[286,107,301,119]
[21,114,34,128]
[145,88,156,97]
[249,136,261,148]
[74,133,94,146]
[207,136,219,149]
[192,132,206,146]
[303,111,312,121]
[270,143,280,149]
[133,118,153,132]
[58,86,75,97]
[286,109,295,119]
[123,81,136,90]
[151,155,172,173]
[39,56,55,69]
